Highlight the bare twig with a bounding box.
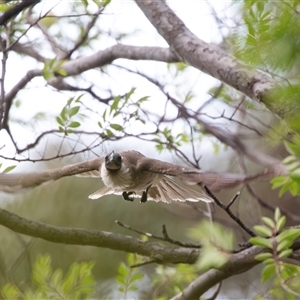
[203,186,256,237]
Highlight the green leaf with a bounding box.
[69,106,80,118]
[81,0,88,8]
[56,116,64,126]
[282,155,297,164]
[56,68,67,77]
[129,273,144,284]
[249,237,273,249]
[276,216,286,231]
[253,225,273,237]
[110,124,123,131]
[262,217,276,229]
[125,87,136,101]
[277,228,300,243]
[261,264,276,283]
[278,249,293,259]
[274,208,281,222]
[276,239,294,252]
[263,258,275,265]
[287,161,300,172]
[118,263,128,277]
[254,253,273,261]
[279,182,293,197]
[110,95,121,114]
[106,129,113,137]
[68,121,81,128]
[284,141,300,158]
[2,165,16,174]
[60,107,67,121]
[271,176,290,189]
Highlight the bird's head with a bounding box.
[105,151,122,170]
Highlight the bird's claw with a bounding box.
[122,191,135,202]
[140,184,152,203]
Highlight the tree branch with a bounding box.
[61,44,179,76]
[134,0,276,106]
[171,236,300,300]
[0,0,41,26]
[0,207,199,264]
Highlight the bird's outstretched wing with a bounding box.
[0,157,104,193]
[137,156,269,191]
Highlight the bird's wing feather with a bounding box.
[88,186,117,200]
[76,170,101,178]
[147,176,212,203]
[0,157,104,193]
[137,157,266,191]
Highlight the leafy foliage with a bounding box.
[151,264,197,299]
[115,253,144,299]
[189,221,235,271]
[56,95,83,135]
[250,208,300,296]
[271,136,300,196]
[1,254,95,300]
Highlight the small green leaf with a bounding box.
[276,216,286,231]
[60,107,67,121]
[279,182,293,197]
[271,176,290,189]
[125,87,136,101]
[56,68,67,77]
[278,249,293,259]
[263,258,275,265]
[253,225,273,237]
[2,165,16,174]
[282,155,297,164]
[118,263,128,277]
[110,95,121,114]
[69,106,80,117]
[287,162,300,172]
[277,228,300,243]
[254,253,273,261]
[249,237,273,249]
[56,116,64,126]
[274,208,281,223]
[284,141,300,158]
[68,121,81,128]
[262,217,276,229]
[110,124,123,131]
[261,264,275,283]
[276,239,294,252]
[129,273,144,283]
[106,129,113,137]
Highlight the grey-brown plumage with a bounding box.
[0,150,267,203]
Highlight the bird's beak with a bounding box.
[105,151,122,170]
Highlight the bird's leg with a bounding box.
[122,191,135,202]
[141,184,152,203]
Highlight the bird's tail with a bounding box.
[148,176,213,203]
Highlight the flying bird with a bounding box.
[0,150,267,203]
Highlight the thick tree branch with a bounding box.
[61,44,179,76]
[134,0,276,106]
[0,207,199,264]
[0,0,41,26]
[171,236,300,300]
